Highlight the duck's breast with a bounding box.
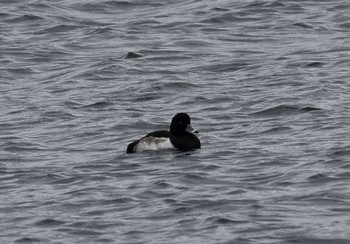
[134,136,174,152]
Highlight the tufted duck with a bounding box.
[126,113,201,153]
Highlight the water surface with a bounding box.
[1,0,350,243]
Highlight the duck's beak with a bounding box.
[186,124,198,134]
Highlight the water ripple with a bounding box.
[2,0,350,243]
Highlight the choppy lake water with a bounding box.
[1,0,350,243]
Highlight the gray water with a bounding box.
[1,0,350,243]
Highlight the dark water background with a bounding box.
[1,0,350,243]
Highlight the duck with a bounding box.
[126,113,201,153]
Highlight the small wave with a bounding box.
[63,101,83,109]
[241,1,286,9]
[251,104,322,117]
[152,81,199,92]
[304,62,325,68]
[200,12,260,24]
[260,126,292,134]
[172,39,211,47]
[73,1,162,13]
[7,14,43,23]
[337,21,350,30]
[3,141,46,152]
[3,146,42,152]
[287,61,326,68]
[40,110,77,121]
[100,197,134,205]
[307,173,333,183]
[81,101,113,109]
[292,22,315,29]
[0,12,10,18]
[205,216,246,225]
[89,27,114,35]
[211,7,230,12]
[171,205,192,214]
[285,237,349,244]
[183,199,232,210]
[65,229,103,236]
[181,173,208,183]
[36,24,83,34]
[51,176,82,185]
[35,218,65,227]
[202,164,221,171]
[124,52,143,59]
[15,237,45,243]
[153,180,171,188]
[200,62,252,73]
[132,94,163,102]
[7,67,36,75]
[329,147,350,157]
[22,173,62,185]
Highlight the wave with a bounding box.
[251,104,322,117]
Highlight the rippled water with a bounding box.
[1,0,350,243]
